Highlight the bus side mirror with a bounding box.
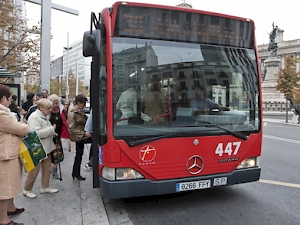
[82,30,101,57]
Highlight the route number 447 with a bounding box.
[215,142,241,156]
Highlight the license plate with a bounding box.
[176,180,211,192]
[213,177,227,186]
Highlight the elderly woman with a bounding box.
[0,84,29,225]
[48,94,63,179]
[23,98,58,198]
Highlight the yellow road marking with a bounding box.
[259,179,300,189]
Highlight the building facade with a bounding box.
[62,39,91,89]
[50,56,63,79]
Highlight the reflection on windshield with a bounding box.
[112,37,260,139]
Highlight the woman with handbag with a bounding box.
[68,94,91,180]
[23,98,58,198]
[0,84,29,225]
[48,94,64,179]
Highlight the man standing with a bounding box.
[42,89,49,98]
[24,91,45,121]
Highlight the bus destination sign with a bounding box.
[114,5,254,49]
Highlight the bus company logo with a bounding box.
[139,145,156,162]
[186,155,204,174]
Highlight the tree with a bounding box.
[276,55,300,101]
[50,78,61,96]
[24,83,39,94]
[0,0,40,82]
[67,69,86,98]
[50,69,85,97]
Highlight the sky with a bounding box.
[23,0,300,59]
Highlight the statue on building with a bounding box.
[177,0,192,8]
[268,22,279,57]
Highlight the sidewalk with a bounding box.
[263,117,300,125]
[13,143,109,225]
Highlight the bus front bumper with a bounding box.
[99,167,261,199]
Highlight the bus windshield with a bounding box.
[112,37,260,144]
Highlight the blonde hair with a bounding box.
[37,98,53,109]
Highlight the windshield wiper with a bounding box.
[128,134,174,147]
[128,122,247,147]
[205,123,248,140]
[181,120,248,140]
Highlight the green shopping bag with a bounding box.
[19,131,47,173]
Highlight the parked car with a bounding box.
[83,97,90,113]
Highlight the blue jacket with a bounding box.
[84,109,92,133]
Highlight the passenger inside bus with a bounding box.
[143,80,167,124]
[115,86,137,125]
[189,85,228,115]
[230,91,240,109]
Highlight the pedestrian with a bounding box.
[68,94,91,180]
[84,109,93,172]
[60,99,71,152]
[23,98,58,198]
[295,107,300,124]
[48,94,63,180]
[41,89,49,98]
[289,99,300,124]
[21,92,34,118]
[0,84,30,225]
[9,94,21,121]
[24,91,45,122]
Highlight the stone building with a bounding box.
[258,29,300,111]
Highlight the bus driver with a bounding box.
[190,85,226,113]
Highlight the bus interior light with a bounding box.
[116,168,144,180]
[237,157,258,169]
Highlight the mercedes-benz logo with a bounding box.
[186,155,204,174]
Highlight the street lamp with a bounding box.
[64,32,72,100]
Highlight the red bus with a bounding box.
[83,1,262,199]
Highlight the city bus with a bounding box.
[83,1,262,199]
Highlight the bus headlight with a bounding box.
[237,157,258,169]
[102,167,144,181]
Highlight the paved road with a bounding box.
[103,119,300,225]
[11,118,300,225]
